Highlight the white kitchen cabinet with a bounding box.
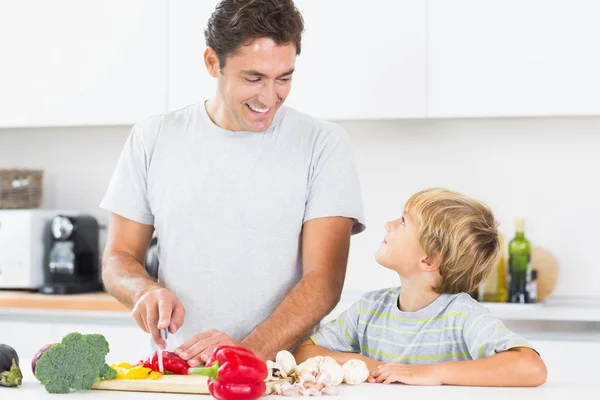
[287,0,427,120]
[167,0,220,112]
[0,0,167,127]
[167,0,427,120]
[428,0,600,118]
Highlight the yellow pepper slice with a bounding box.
[112,362,134,369]
[110,363,160,380]
[124,365,153,379]
[149,371,162,380]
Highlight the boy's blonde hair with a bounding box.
[405,188,501,294]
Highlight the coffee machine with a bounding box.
[39,214,104,294]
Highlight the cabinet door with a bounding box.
[0,0,167,127]
[428,0,600,118]
[287,0,426,120]
[167,0,220,111]
[167,0,426,120]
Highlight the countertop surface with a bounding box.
[4,289,600,324]
[7,383,596,400]
[0,290,127,312]
[8,360,597,400]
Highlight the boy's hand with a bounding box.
[369,363,442,386]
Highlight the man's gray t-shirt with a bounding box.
[311,287,536,363]
[100,102,365,346]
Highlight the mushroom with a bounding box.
[342,359,369,385]
[275,350,297,376]
[266,360,287,380]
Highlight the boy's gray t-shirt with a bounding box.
[100,102,365,345]
[311,287,536,364]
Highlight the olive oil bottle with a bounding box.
[508,218,531,303]
[478,233,507,302]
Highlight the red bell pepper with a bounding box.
[137,351,189,375]
[188,345,268,400]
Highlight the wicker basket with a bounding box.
[0,169,43,209]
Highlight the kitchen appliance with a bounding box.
[0,209,64,290]
[145,235,159,280]
[39,214,104,294]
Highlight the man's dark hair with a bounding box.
[205,0,304,70]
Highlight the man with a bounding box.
[100,0,365,367]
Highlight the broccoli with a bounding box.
[33,332,117,394]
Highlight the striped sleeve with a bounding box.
[462,308,536,359]
[310,300,361,353]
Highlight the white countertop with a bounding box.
[6,380,597,400]
[8,345,598,400]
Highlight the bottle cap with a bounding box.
[515,218,525,232]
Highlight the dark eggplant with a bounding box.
[0,344,22,387]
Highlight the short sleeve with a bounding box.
[99,123,155,225]
[303,126,365,234]
[462,308,537,359]
[310,300,361,353]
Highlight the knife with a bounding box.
[157,328,168,373]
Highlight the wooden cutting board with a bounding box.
[92,375,291,395]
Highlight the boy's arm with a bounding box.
[293,339,384,372]
[371,347,546,387]
[437,347,547,386]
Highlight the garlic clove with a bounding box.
[342,359,369,385]
[297,371,317,385]
[281,383,302,396]
[321,386,340,396]
[311,355,325,368]
[316,369,332,386]
[319,358,344,386]
[304,387,323,396]
[296,360,319,379]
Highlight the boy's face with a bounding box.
[206,37,296,132]
[375,211,427,276]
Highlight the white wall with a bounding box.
[1,116,599,298]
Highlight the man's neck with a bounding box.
[397,281,441,312]
[205,97,235,131]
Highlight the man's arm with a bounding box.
[102,213,185,347]
[371,348,547,387]
[240,216,354,361]
[293,339,384,372]
[102,213,156,307]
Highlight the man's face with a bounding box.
[208,37,296,132]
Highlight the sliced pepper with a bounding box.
[149,371,161,380]
[137,351,189,375]
[110,363,159,380]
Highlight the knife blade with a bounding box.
[157,348,164,373]
[157,328,168,373]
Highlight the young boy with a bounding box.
[293,188,547,387]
